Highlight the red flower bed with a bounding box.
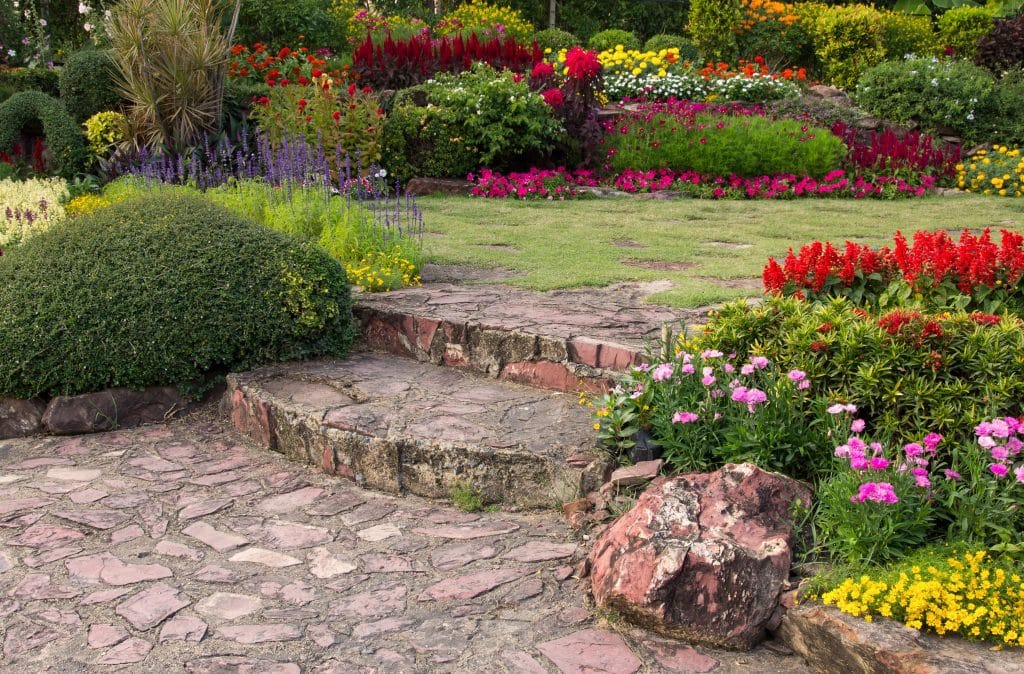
[351,33,542,90]
[763,228,1024,313]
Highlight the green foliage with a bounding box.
[450,481,486,512]
[0,67,60,103]
[250,79,384,172]
[107,0,231,151]
[533,27,580,52]
[699,296,1024,447]
[435,0,535,41]
[82,110,128,165]
[687,0,742,62]
[384,64,562,177]
[937,5,996,58]
[587,29,640,52]
[58,49,120,123]
[643,34,700,61]
[608,113,844,178]
[816,463,935,564]
[500,0,691,43]
[855,57,995,143]
[0,90,87,178]
[594,344,834,480]
[0,191,356,398]
[234,0,346,49]
[809,4,887,88]
[984,70,1024,144]
[381,102,478,182]
[879,11,940,58]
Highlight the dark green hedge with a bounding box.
[0,90,87,178]
[0,67,61,103]
[0,191,357,398]
[58,49,121,122]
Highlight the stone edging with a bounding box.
[0,386,191,439]
[775,599,1024,673]
[355,305,644,394]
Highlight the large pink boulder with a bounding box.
[588,463,811,650]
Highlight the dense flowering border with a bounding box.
[467,167,934,200]
[763,228,1024,299]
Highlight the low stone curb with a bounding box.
[223,354,607,509]
[355,305,645,394]
[0,386,190,439]
[775,601,1024,674]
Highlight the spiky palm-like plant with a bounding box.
[108,0,240,151]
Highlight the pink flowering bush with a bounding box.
[467,167,597,199]
[816,407,939,564]
[593,337,832,479]
[938,417,1024,547]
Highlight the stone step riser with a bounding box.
[355,306,645,394]
[223,367,605,509]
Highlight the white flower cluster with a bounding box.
[604,71,799,103]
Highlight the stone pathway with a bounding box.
[0,411,810,673]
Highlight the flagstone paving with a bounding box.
[0,411,810,673]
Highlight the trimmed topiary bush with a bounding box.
[0,90,87,178]
[0,191,357,399]
[533,27,580,52]
[687,0,741,63]
[937,5,996,59]
[643,34,700,62]
[808,4,886,89]
[58,49,121,122]
[587,29,640,52]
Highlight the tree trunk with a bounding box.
[549,0,556,28]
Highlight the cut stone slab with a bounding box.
[502,541,577,563]
[777,602,1024,674]
[196,592,262,620]
[354,281,699,392]
[216,624,302,644]
[229,547,301,568]
[224,353,598,508]
[96,637,152,665]
[418,567,530,601]
[115,582,190,630]
[182,521,248,552]
[608,459,663,487]
[537,628,642,674]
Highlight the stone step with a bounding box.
[354,282,702,394]
[224,352,607,509]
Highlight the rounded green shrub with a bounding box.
[855,57,995,143]
[533,27,580,51]
[937,5,996,59]
[687,0,742,63]
[643,34,700,62]
[809,4,886,89]
[587,29,640,52]
[879,11,938,59]
[0,191,357,399]
[0,91,87,178]
[58,49,121,122]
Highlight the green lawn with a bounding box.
[418,194,1024,307]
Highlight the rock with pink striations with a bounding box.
[588,463,810,651]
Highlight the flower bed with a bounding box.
[762,228,1024,313]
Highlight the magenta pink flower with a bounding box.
[750,356,769,369]
[651,363,674,382]
[991,446,1009,461]
[740,364,755,375]
[869,457,890,471]
[672,411,698,424]
[787,369,806,382]
[797,379,810,390]
[1015,465,1024,483]
[943,469,961,481]
[851,482,899,504]
[990,463,1009,478]
[851,419,866,433]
